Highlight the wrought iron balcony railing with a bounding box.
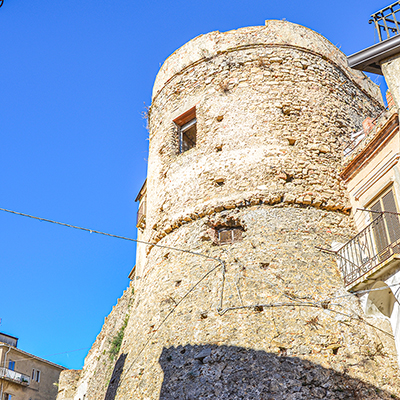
[337,211,400,287]
[370,1,400,42]
[0,367,30,385]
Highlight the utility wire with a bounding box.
[0,206,227,382]
[329,282,400,300]
[120,261,223,383]
[5,347,91,364]
[3,206,399,387]
[0,207,223,265]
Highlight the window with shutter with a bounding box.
[382,190,400,242]
[369,187,400,259]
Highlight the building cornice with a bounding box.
[135,179,147,202]
[341,112,399,182]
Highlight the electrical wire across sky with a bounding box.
[2,205,399,376]
[1,206,398,305]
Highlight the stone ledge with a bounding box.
[146,192,351,253]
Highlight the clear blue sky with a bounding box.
[0,0,389,370]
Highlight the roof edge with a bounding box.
[348,35,400,75]
[0,343,66,370]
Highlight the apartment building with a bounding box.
[0,333,65,400]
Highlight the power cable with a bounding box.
[3,347,91,364]
[0,206,227,381]
[0,207,224,265]
[3,206,399,391]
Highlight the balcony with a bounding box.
[0,367,30,386]
[336,211,400,290]
[370,1,400,42]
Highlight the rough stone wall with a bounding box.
[142,20,383,254]
[119,207,399,399]
[382,53,400,110]
[56,281,134,400]
[112,21,399,399]
[56,370,81,400]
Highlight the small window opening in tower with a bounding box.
[174,106,197,154]
[180,119,196,152]
[218,227,243,245]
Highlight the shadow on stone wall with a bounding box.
[104,353,127,400]
[158,345,398,400]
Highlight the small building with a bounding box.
[0,332,65,400]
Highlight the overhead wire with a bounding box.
[4,347,91,364]
[0,207,224,265]
[2,206,399,388]
[0,206,227,378]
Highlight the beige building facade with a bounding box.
[0,333,65,400]
[336,2,400,368]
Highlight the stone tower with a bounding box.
[58,20,400,400]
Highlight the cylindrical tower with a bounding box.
[118,21,399,399]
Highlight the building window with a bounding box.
[179,119,197,153]
[173,106,197,154]
[4,394,12,400]
[135,179,147,229]
[8,361,15,371]
[36,370,40,383]
[368,187,400,257]
[218,227,243,244]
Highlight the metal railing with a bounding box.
[0,367,30,385]
[337,211,400,286]
[370,1,400,42]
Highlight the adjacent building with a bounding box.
[334,0,400,365]
[0,332,65,400]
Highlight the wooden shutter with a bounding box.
[371,199,389,253]
[382,189,400,242]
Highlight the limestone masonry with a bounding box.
[58,20,400,399]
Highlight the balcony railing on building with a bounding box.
[0,367,30,386]
[336,211,400,288]
[370,1,400,42]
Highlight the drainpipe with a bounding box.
[3,345,11,368]
[0,345,12,399]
